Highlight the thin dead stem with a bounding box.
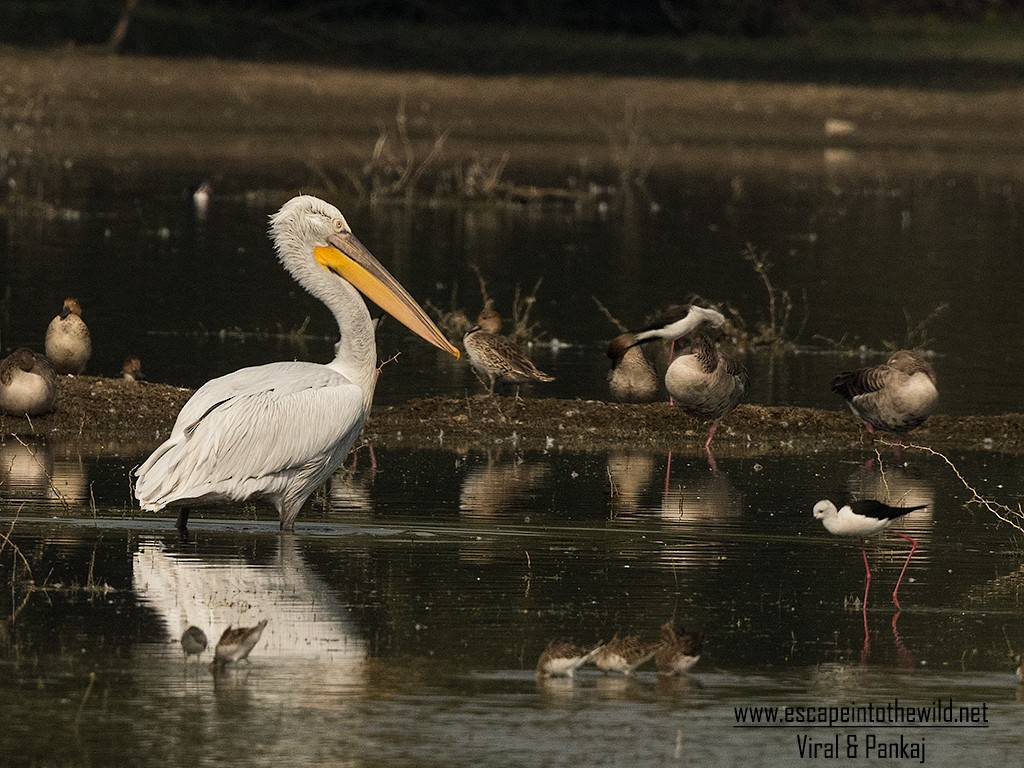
[591,295,629,334]
[10,434,70,510]
[883,439,1024,534]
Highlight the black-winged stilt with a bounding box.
[813,499,924,608]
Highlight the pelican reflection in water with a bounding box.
[135,196,459,532]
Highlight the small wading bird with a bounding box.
[213,619,268,667]
[654,620,703,676]
[0,348,57,417]
[180,626,208,661]
[606,332,659,403]
[535,640,604,678]
[463,309,553,396]
[593,633,660,675]
[134,195,459,532]
[831,350,938,435]
[45,297,92,375]
[191,181,212,219]
[122,355,145,383]
[813,498,924,608]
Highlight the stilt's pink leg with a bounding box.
[891,532,918,609]
[860,540,871,664]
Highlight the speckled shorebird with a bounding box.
[831,350,938,434]
[45,297,92,375]
[180,626,208,660]
[654,620,703,676]
[606,333,659,403]
[813,499,923,608]
[463,309,553,396]
[0,348,57,417]
[122,355,145,382]
[535,640,603,678]
[593,633,659,675]
[213,619,268,667]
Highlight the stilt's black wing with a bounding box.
[849,499,927,521]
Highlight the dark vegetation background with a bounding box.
[3,1,1024,82]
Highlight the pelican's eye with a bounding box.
[332,218,347,234]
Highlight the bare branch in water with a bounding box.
[883,439,1024,534]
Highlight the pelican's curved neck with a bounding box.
[323,279,378,409]
[274,236,377,409]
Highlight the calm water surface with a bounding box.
[3,146,1024,765]
[2,160,1023,411]
[1,440,1022,765]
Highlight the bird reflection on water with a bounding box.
[133,536,366,685]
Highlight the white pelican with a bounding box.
[654,620,703,676]
[813,498,924,608]
[0,348,57,417]
[463,309,553,395]
[135,195,459,531]
[831,350,938,434]
[45,297,92,375]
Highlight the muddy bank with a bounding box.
[2,375,1021,457]
[6,48,1024,187]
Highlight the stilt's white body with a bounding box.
[812,499,919,538]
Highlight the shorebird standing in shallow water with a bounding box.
[654,620,703,676]
[45,297,92,375]
[180,626,208,661]
[213,619,268,667]
[0,348,57,417]
[606,333,659,403]
[813,498,924,609]
[535,640,603,678]
[593,633,659,675]
[831,350,938,435]
[463,309,553,396]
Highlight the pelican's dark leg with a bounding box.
[175,507,190,532]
